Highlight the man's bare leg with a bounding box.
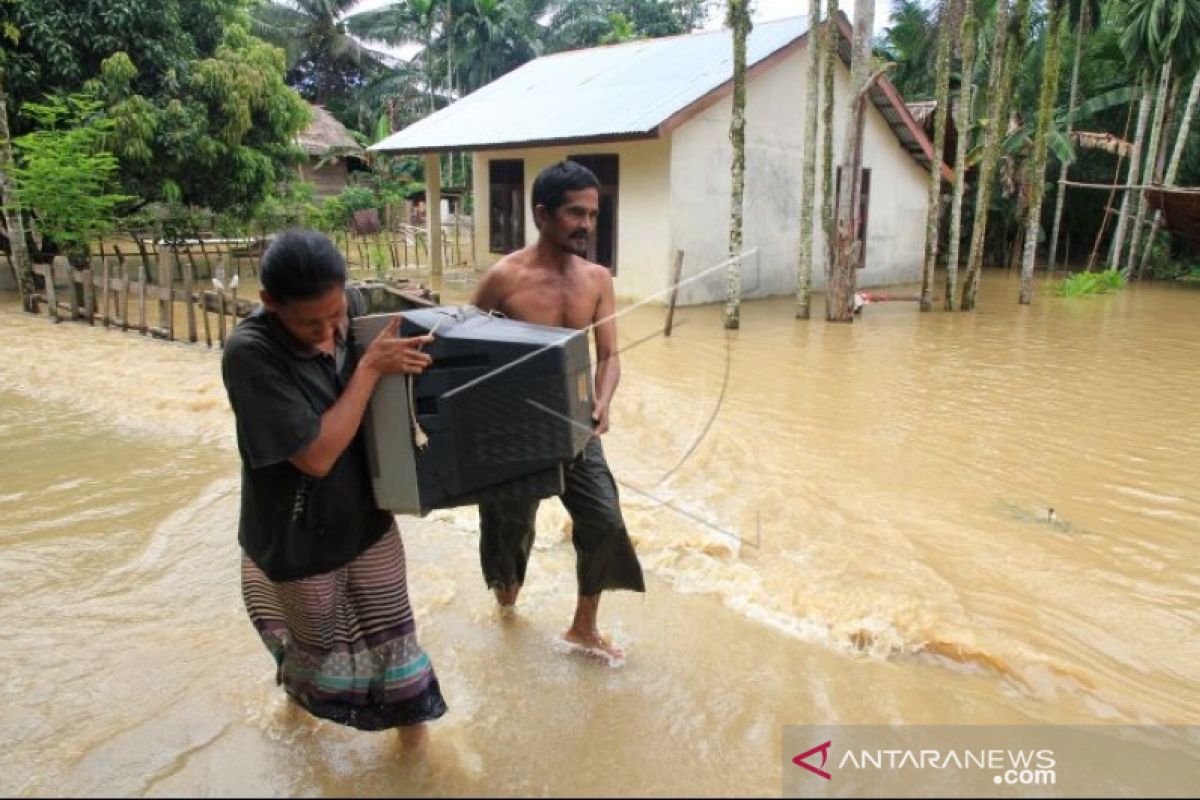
[563,593,624,662]
[493,583,521,608]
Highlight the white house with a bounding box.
[371,15,946,305]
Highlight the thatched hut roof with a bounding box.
[296,105,364,158]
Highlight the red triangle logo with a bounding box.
[793,740,833,780]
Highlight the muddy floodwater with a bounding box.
[1,272,1198,795]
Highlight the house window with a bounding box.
[567,154,619,274]
[489,159,524,254]
[834,167,872,268]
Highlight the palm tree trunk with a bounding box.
[1109,73,1152,270]
[796,0,823,319]
[920,0,955,311]
[1125,60,1171,277]
[828,0,876,323]
[725,0,752,330]
[0,80,35,312]
[962,0,1027,311]
[1047,1,1088,271]
[821,0,839,309]
[945,0,975,310]
[1018,0,1066,304]
[1138,69,1196,277]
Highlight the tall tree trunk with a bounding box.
[1137,67,1200,277]
[962,0,1028,311]
[0,79,35,312]
[1047,1,1088,271]
[828,0,875,323]
[724,0,752,330]
[1125,60,1171,277]
[920,0,955,311]
[1018,0,1066,304]
[822,0,839,311]
[945,0,975,310]
[796,0,823,319]
[1109,73,1152,270]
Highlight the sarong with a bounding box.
[241,525,447,731]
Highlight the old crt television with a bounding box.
[352,306,594,515]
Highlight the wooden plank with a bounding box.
[38,263,59,323]
[81,266,95,325]
[138,264,148,335]
[114,246,130,332]
[180,247,197,343]
[217,289,227,348]
[100,251,111,328]
[200,289,213,348]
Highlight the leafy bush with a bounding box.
[1056,269,1127,296]
[12,94,136,259]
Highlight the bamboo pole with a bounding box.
[665,250,685,337]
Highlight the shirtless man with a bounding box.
[471,160,645,663]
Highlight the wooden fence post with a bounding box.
[180,246,197,343]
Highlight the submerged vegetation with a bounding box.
[1056,268,1127,295]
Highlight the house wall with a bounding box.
[668,39,931,305]
[300,159,352,199]
[470,138,673,301]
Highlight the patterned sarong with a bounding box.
[241,525,447,731]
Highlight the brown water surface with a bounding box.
[1,272,1197,795]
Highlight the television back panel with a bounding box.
[353,308,591,514]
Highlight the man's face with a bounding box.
[262,284,346,348]
[537,187,599,256]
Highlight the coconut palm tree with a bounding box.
[920,0,955,311]
[961,0,1030,311]
[725,0,751,330]
[821,0,838,307]
[251,0,395,107]
[1046,0,1100,270]
[1017,0,1067,304]
[944,0,976,310]
[0,72,34,311]
[796,0,823,320]
[1116,0,1200,275]
[828,0,876,323]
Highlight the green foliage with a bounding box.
[0,0,308,212]
[1056,268,1127,295]
[11,94,135,256]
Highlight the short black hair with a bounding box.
[260,228,347,302]
[532,160,599,214]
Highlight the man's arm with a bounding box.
[591,267,620,436]
[290,317,433,478]
[471,263,507,313]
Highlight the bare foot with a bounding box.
[398,723,429,754]
[560,628,626,666]
[493,583,521,608]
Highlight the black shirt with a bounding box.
[221,289,392,582]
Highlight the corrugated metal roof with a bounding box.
[370,13,947,180]
[371,16,810,153]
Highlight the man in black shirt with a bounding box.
[222,229,446,741]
